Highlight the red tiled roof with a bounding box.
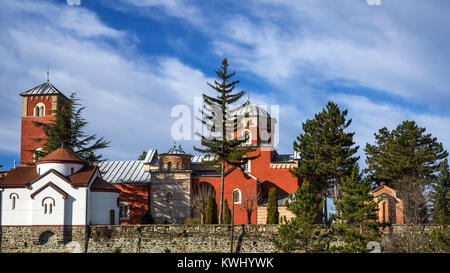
[90,177,121,193]
[0,166,37,186]
[37,148,86,164]
[67,165,98,186]
[0,165,97,188]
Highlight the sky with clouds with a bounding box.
[0,0,449,171]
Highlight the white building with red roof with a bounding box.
[0,148,120,226]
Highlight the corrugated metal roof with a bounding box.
[98,148,156,184]
[191,155,216,164]
[98,160,151,184]
[272,154,295,163]
[20,81,69,100]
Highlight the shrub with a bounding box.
[224,199,231,225]
[184,218,202,225]
[205,196,218,224]
[267,187,279,224]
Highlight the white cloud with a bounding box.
[210,0,450,108]
[331,93,450,168]
[0,0,210,161]
[116,0,203,26]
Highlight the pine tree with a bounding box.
[266,187,279,224]
[332,166,381,253]
[431,159,449,225]
[291,101,359,223]
[224,199,231,225]
[29,92,110,164]
[194,59,259,224]
[138,151,147,160]
[274,181,328,253]
[365,120,448,224]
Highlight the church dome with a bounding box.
[158,143,191,171]
[166,143,187,155]
[35,148,86,176]
[228,102,270,118]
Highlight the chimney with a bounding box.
[13,160,16,169]
[380,181,385,186]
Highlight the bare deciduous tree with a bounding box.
[192,183,216,224]
[393,177,430,252]
[240,188,261,224]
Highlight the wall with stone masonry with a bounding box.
[0,224,444,253]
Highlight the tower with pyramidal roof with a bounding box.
[19,79,71,165]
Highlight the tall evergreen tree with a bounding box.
[365,120,448,224]
[274,181,328,253]
[332,166,381,253]
[29,93,110,164]
[205,196,215,224]
[224,199,231,225]
[365,120,447,186]
[266,187,279,224]
[431,159,449,225]
[194,59,259,224]
[291,101,359,223]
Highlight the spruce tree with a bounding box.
[194,59,259,224]
[274,181,328,253]
[266,187,279,224]
[365,120,448,224]
[224,199,231,225]
[431,159,449,225]
[332,166,381,253]
[29,92,110,164]
[291,101,359,223]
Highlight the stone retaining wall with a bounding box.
[0,224,443,253]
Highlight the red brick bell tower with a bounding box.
[19,80,70,165]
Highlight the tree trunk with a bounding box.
[219,160,225,224]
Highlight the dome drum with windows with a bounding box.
[157,142,192,171]
[35,148,87,176]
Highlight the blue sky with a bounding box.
[0,0,449,171]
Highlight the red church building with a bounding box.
[16,80,301,225]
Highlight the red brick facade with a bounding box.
[18,84,300,225]
[192,149,299,224]
[20,93,70,165]
[115,184,150,225]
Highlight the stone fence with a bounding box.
[0,224,443,253]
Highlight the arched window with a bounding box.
[232,189,241,204]
[119,202,129,220]
[10,193,19,210]
[33,147,44,163]
[167,162,172,171]
[166,192,174,203]
[42,197,55,214]
[110,210,115,225]
[34,103,45,117]
[241,130,252,145]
